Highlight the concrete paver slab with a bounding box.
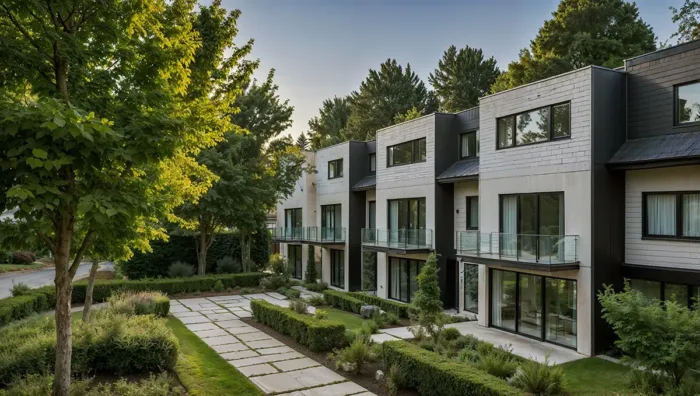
[237,331,273,342]
[264,292,287,300]
[178,315,210,324]
[246,339,285,349]
[194,328,229,338]
[378,326,414,339]
[215,319,248,328]
[202,334,240,346]
[206,313,238,321]
[228,352,304,368]
[273,357,320,372]
[301,382,369,396]
[256,346,295,355]
[225,325,259,335]
[210,342,250,353]
[370,333,401,344]
[235,310,252,318]
[172,311,202,318]
[238,363,280,377]
[220,349,259,360]
[185,322,219,332]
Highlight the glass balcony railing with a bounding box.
[303,226,346,244]
[361,228,433,250]
[456,231,579,265]
[271,227,303,241]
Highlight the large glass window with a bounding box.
[388,198,426,246]
[630,279,661,300]
[288,245,302,279]
[328,158,343,179]
[497,102,570,149]
[644,192,700,239]
[330,249,344,288]
[460,131,478,159]
[676,81,700,125]
[500,192,564,262]
[285,208,302,239]
[491,270,517,331]
[369,153,376,173]
[518,274,543,338]
[322,204,342,240]
[387,138,426,167]
[545,278,577,348]
[629,279,700,309]
[368,201,376,229]
[464,263,479,313]
[389,257,424,303]
[466,196,478,230]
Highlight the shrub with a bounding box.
[305,281,328,292]
[108,291,170,317]
[371,311,388,328]
[216,256,240,274]
[285,288,301,299]
[277,286,288,295]
[457,348,480,364]
[212,280,225,292]
[382,341,522,396]
[306,295,326,306]
[386,312,400,325]
[386,363,405,396]
[440,327,462,342]
[305,245,317,282]
[362,251,377,291]
[0,312,178,384]
[323,290,363,313]
[0,287,55,326]
[348,292,410,318]
[10,282,32,297]
[454,334,481,350]
[268,253,286,275]
[329,338,377,374]
[260,274,288,291]
[251,299,346,352]
[475,347,519,380]
[315,309,328,320]
[167,261,194,278]
[511,353,565,395]
[240,287,255,294]
[627,369,666,395]
[11,251,36,264]
[289,298,309,315]
[1,372,184,395]
[364,320,379,335]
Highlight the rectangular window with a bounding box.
[369,153,376,173]
[322,204,342,241]
[328,158,343,179]
[463,263,479,313]
[288,245,302,279]
[460,131,478,159]
[388,198,426,230]
[643,192,700,240]
[387,138,426,167]
[500,192,564,262]
[330,249,344,288]
[629,279,700,309]
[389,257,424,303]
[675,81,700,125]
[497,102,570,149]
[284,208,302,239]
[466,196,478,230]
[368,201,376,229]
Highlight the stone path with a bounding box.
[171,293,376,396]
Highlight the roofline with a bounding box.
[624,39,700,67]
[376,112,437,133]
[480,66,594,100]
[436,175,479,184]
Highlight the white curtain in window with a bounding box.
[390,260,400,299]
[501,196,518,256]
[683,194,700,237]
[461,135,470,157]
[647,195,676,236]
[491,270,503,325]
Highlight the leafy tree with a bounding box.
[599,282,700,388]
[346,59,438,140]
[0,1,252,393]
[308,96,351,150]
[393,107,422,124]
[429,45,500,112]
[492,0,656,92]
[671,1,700,43]
[304,244,317,282]
[296,132,309,149]
[411,252,443,338]
[361,251,377,291]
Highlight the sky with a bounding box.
[209,0,683,140]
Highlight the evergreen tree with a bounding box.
[308,96,351,150]
[412,252,443,338]
[296,132,309,149]
[393,107,422,124]
[429,45,500,112]
[492,0,656,92]
[671,1,700,43]
[346,59,438,140]
[305,245,317,283]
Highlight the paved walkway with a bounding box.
[171,293,375,396]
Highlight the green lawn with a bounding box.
[166,316,264,396]
[561,357,632,395]
[0,262,45,274]
[323,307,366,330]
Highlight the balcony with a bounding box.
[361,228,433,253]
[456,231,579,270]
[303,226,346,245]
[271,227,303,242]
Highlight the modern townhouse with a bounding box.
[274,40,700,357]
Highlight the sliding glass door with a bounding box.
[322,204,342,240]
[288,245,302,279]
[285,208,302,239]
[491,270,516,331]
[388,257,424,303]
[388,198,426,245]
[463,263,479,314]
[499,193,564,262]
[330,249,344,288]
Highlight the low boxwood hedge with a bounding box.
[382,341,523,396]
[250,299,346,352]
[349,292,410,318]
[322,289,363,314]
[0,272,267,326]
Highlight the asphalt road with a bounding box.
[0,261,114,299]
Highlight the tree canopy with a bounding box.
[492,0,656,92]
[429,45,500,112]
[308,96,351,150]
[671,0,700,43]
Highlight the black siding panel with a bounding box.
[348,142,368,291]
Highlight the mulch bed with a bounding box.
[242,317,418,396]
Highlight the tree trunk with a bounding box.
[198,225,208,275]
[82,259,100,321]
[240,235,246,272]
[245,237,251,271]
[53,233,73,396]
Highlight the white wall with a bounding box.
[454,181,479,247]
[625,165,700,270]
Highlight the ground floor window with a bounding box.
[330,249,344,288]
[490,269,577,349]
[629,278,700,308]
[464,263,479,313]
[388,257,424,303]
[288,245,302,279]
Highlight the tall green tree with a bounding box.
[346,59,438,141]
[492,0,656,92]
[429,45,500,112]
[296,132,309,149]
[412,252,443,338]
[0,1,253,393]
[308,96,351,150]
[671,1,700,43]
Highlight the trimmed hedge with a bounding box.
[349,292,410,318]
[250,299,346,352]
[323,289,363,314]
[382,341,523,396]
[0,273,267,326]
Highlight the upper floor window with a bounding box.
[675,81,700,125]
[369,153,376,173]
[328,158,343,179]
[387,138,426,167]
[497,102,571,149]
[466,196,478,230]
[460,131,479,159]
[643,192,700,239]
[285,208,302,228]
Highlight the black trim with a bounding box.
[284,208,302,229]
[457,254,579,271]
[362,245,432,255]
[328,158,343,179]
[623,263,700,286]
[288,245,303,279]
[642,191,700,241]
[607,156,700,170]
[466,196,479,230]
[673,80,700,127]
[369,153,376,174]
[459,130,478,159]
[330,249,344,288]
[387,257,425,303]
[463,263,479,314]
[387,197,427,231]
[496,101,571,150]
[368,201,376,229]
[387,137,427,167]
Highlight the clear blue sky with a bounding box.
[212,0,682,139]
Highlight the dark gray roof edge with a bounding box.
[626,39,700,67]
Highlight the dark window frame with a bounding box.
[387,197,427,230]
[673,80,700,127]
[496,101,571,150]
[321,204,341,229]
[466,196,479,230]
[368,201,376,229]
[628,277,699,309]
[460,130,479,159]
[284,208,302,228]
[369,153,376,173]
[330,249,344,288]
[463,263,479,314]
[387,257,425,303]
[642,191,700,242]
[498,192,565,235]
[328,158,343,179]
[288,245,303,279]
[387,137,427,167]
